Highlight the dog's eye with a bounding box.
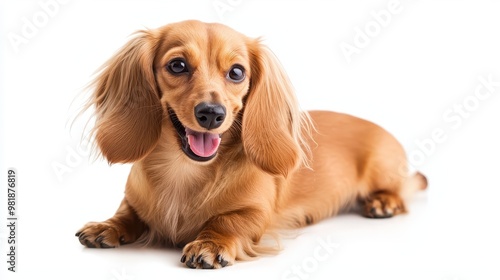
[227,65,245,83]
[167,59,188,75]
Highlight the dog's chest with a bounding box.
[144,163,220,243]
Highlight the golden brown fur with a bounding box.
[76,20,427,269]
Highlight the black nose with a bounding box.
[194,103,226,130]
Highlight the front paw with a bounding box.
[75,221,133,248]
[181,239,234,269]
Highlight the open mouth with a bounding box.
[167,107,221,162]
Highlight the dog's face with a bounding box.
[154,21,251,161]
[90,20,307,176]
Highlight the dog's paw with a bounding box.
[75,221,133,248]
[181,239,234,269]
[362,192,406,219]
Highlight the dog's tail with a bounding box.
[402,172,428,199]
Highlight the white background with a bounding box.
[1,1,500,279]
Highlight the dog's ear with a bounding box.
[90,31,162,163]
[243,41,307,177]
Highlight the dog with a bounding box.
[75,20,427,269]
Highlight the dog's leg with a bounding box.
[358,168,408,219]
[181,208,267,269]
[359,171,427,218]
[75,198,147,248]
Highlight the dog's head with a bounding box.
[89,20,309,176]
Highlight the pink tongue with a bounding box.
[186,128,221,158]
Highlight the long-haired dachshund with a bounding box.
[76,20,427,269]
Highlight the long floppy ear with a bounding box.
[243,41,310,176]
[89,31,162,163]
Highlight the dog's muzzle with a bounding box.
[168,106,222,162]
